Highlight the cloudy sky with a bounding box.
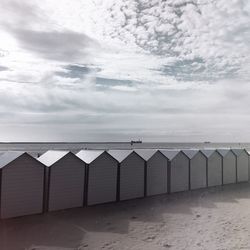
[0,0,250,142]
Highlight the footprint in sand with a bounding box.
[143,235,157,242]
[163,243,172,248]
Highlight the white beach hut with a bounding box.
[182,150,207,190]
[135,149,167,196]
[0,151,45,219]
[38,150,85,212]
[201,149,222,187]
[217,149,236,185]
[109,150,145,201]
[232,149,249,183]
[76,150,118,206]
[160,149,189,193]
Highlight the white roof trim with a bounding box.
[159,149,180,160]
[108,150,133,163]
[134,149,157,161]
[182,149,199,159]
[0,151,26,169]
[38,150,70,166]
[76,150,104,164]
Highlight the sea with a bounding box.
[0,142,249,157]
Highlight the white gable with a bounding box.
[38,150,69,166]
[76,150,104,164]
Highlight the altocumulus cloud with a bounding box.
[0,0,250,141]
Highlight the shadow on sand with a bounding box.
[1,182,250,249]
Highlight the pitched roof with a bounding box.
[216,149,230,157]
[159,149,180,160]
[0,151,26,169]
[134,149,157,161]
[182,149,199,159]
[38,150,70,166]
[201,149,216,158]
[231,149,244,156]
[108,150,133,163]
[76,150,104,164]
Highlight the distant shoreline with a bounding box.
[0,142,247,144]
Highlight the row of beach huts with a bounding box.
[0,148,249,219]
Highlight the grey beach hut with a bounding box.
[38,150,85,212]
[135,149,167,196]
[217,149,236,185]
[0,151,45,219]
[201,149,222,187]
[231,149,249,183]
[76,150,118,206]
[182,150,207,190]
[109,150,145,201]
[160,149,189,193]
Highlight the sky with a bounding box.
[0,0,250,142]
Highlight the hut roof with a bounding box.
[76,150,104,164]
[134,149,157,161]
[159,149,180,160]
[0,151,28,169]
[182,149,199,159]
[217,149,231,157]
[108,150,133,163]
[38,150,69,166]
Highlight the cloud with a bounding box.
[88,0,250,81]
[55,65,91,79]
[0,50,8,57]
[95,77,137,90]
[0,0,249,141]
[0,0,42,28]
[0,66,8,71]
[159,57,240,82]
[0,75,249,142]
[55,65,102,80]
[8,28,98,62]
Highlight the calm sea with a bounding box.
[0,142,249,157]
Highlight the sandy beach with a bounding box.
[1,0,250,248]
[1,183,250,250]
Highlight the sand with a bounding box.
[1,183,250,250]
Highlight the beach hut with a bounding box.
[217,149,236,185]
[247,150,250,181]
[160,150,189,193]
[201,149,222,187]
[232,149,249,183]
[38,150,85,212]
[76,150,118,206]
[182,150,207,190]
[135,149,166,196]
[0,151,45,219]
[109,150,145,201]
